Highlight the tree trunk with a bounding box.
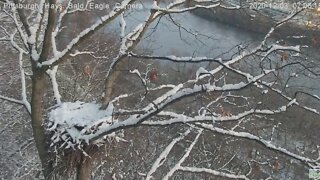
[102,57,128,106]
[76,147,92,180]
[76,158,91,180]
[103,68,122,104]
[31,69,53,179]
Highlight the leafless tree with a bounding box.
[0,0,320,179]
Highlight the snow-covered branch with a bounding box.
[47,66,61,105]
[41,0,137,67]
[162,129,203,179]
[179,166,249,180]
[0,95,24,105]
[146,128,192,180]
[257,80,320,116]
[49,56,306,145]
[197,123,320,168]
[18,51,31,113]
[5,0,29,49]
[3,28,31,113]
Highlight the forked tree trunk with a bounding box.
[31,69,54,179]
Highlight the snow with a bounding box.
[272,44,300,52]
[314,95,320,100]
[291,35,306,39]
[48,101,115,147]
[47,66,61,104]
[10,7,29,48]
[196,67,209,80]
[49,102,113,129]
[130,69,146,86]
[143,108,280,125]
[27,25,38,45]
[279,106,286,111]
[119,12,126,38]
[219,82,247,91]
[27,35,36,44]
[146,128,192,180]
[152,0,159,10]
[41,0,135,66]
[74,67,284,141]
[18,52,31,113]
[179,167,249,179]
[288,98,297,106]
[198,123,319,166]
[0,95,24,105]
[31,49,39,61]
[163,129,203,180]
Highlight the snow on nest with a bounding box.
[48,101,113,128]
[47,101,118,149]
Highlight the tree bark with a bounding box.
[76,147,92,180]
[31,69,53,179]
[102,56,128,106]
[103,65,122,104]
[30,1,57,177]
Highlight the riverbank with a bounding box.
[190,2,320,47]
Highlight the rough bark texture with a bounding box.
[31,69,53,179]
[76,146,92,180]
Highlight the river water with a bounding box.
[57,2,320,109]
[102,5,320,96]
